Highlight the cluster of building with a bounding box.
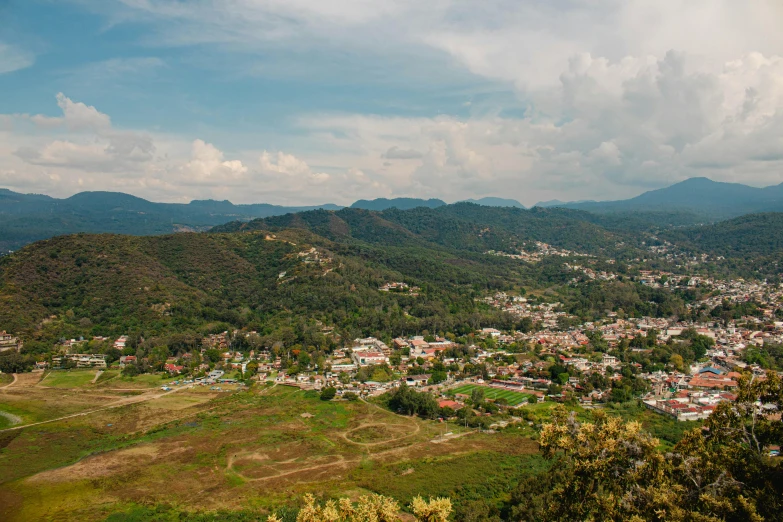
[486,241,593,262]
[0,331,21,352]
[52,353,107,369]
[480,292,570,329]
[379,282,421,295]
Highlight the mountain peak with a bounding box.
[350,197,447,211]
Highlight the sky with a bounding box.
[1,1,783,206]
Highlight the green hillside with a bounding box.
[0,229,537,345]
[662,213,783,256]
[213,203,631,256]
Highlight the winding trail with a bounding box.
[225,393,456,484]
[0,373,17,390]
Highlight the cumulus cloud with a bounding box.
[260,151,330,183]
[30,93,112,131]
[7,2,783,204]
[294,49,783,202]
[181,139,248,186]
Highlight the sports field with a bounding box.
[452,384,531,406]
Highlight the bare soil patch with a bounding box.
[27,442,185,483]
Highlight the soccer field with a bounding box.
[452,384,531,406]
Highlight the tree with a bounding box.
[320,387,337,401]
[470,387,485,404]
[204,349,221,363]
[121,363,140,377]
[0,352,34,373]
[429,371,447,385]
[280,493,451,522]
[669,353,684,372]
[387,384,438,418]
[512,388,782,522]
[691,334,714,360]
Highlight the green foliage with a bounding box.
[320,387,337,401]
[385,384,438,418]
[0,351,35,373]
[512,375,783,521]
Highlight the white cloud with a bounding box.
[7,2,783,204]
[181,139,248,186]
[0,42,34,74]
[29,93,112,131]
[259,151,330,185]
[383,146,423,159]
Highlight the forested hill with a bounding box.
[552,177,783,220]
[212,203,628,256]
[661,212,783,257]
[0,189,341,252]
[0,228,546,342]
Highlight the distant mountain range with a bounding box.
[350,198,447,211]
[535,178,783,219]
[3,177,783,251]
[351,196,525,210]
[459,197,526,208]
[0,189,340,251]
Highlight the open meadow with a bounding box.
[1,379,545,521]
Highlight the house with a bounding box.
[482,328,502,338]
[52,354,108,369]
[438,399,461,410]
[113,336,128,350]
[164,363,184,374]
[331,363,357,373]
[351,350,388,367]
[406,375,431,386]
[0,331,20,352]
[119,355,137,367]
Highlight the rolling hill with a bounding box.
[0,227,539,341]
[545,177,783,220]
[0,189,341,252]
[350,198,447,211]
[661,213,783,257]
[214,203,628,256]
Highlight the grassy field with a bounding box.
[452,384,531,406]
[40,369,100,388]
[0,384,543,521]
[603,401,701,448]
[0,373,13,387]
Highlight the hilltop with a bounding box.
[213,203,624,256]
[549,177,783,220]
[0,189,341,251]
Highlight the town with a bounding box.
[4,270,781,428]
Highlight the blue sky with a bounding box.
[2,1,783,205]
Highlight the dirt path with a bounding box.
[91,371,103,384]
[0,410,22,426]
[341,421,421,447]
[0,385,191,433]
[0,373,17,390]
[35,372,50,387]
